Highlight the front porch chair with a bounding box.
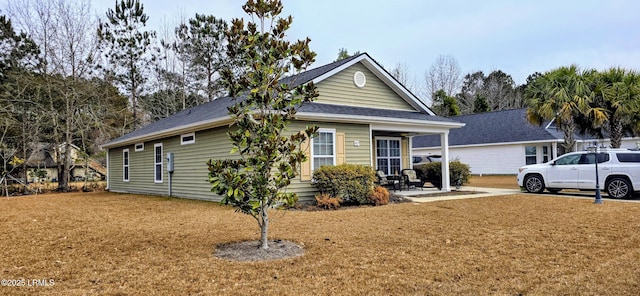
[402,169,423,190]
[376,170,400,192]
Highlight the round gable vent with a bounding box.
[353,71,366,88]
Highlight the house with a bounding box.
[101,53,465,201]
[412,108,640,175]
[25,143,106,182]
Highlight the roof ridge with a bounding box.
[280,53,365,87]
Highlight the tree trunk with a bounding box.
[561,120,576,153]
[260,205,269,250]
[610,118,623,148]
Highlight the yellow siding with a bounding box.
[108,121,372,202]
[108,128,233,200]
[289,121,371,200]
[402,138,409,169]
[315,62,416,111]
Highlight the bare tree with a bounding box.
[7,0,127,191]
[389,62,420,95]
[423,54,461,106]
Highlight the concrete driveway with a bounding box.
[399,186,640,203]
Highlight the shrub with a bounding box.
[415,160,471,189]
[312,164,376,204]
[314,193,342,209]
[367,186,389,206]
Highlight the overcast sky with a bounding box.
[88,0,640,86]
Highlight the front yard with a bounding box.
[1,187,640,295]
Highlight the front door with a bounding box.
[376,138,401,175]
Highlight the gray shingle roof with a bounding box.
[299,103,455,123]
[412,108,565,147]
[105,53,455,148]
[280,53,362,87]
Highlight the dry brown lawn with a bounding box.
[468,175,519,189]
[2,191,640,295]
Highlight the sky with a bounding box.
[70,0,640,86]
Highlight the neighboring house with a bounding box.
[25,143,106,182]
[412,108,640,175]
[101,53,465,201]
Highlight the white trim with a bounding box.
[311,128,336,171]
[180,132,196,145]
[297,112,465,131]
[408,136,414,169]
[134,143,144,152]
[353,71,366,88]
[122,148,130,182]
[369,126,374,167]
[415,139,564,150]
[101,116,232,149]
[374,137,403,175]
[106,149,110,189]
[440,132,451,192]
[154,143,163,183]
[310,53,434,115]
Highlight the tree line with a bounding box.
[382,53,640,151]
[2,0,638,193]
[0,0,235,192]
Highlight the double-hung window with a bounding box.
[154,143,163,183]
[525,146,537,165]
[376,138,401,175]
[312,129,336,170]
[123,149,130,182]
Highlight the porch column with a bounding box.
[408,136,414,169]
[440,132,451,192]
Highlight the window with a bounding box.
[617,153,640,163]
[181,133,195,145]
[525,146,537,165]
[123,149,130,182]
[135,143,144,152]
[542,146,549,163]
[376,138,401,175]
[554,154,581,165]
[579,153,610,164]
[312,129,335,170]
[154,143,163,183]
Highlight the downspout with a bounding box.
[105,149,109,191]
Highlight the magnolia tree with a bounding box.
[207,0,318,250]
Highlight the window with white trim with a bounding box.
[123,149,130,182]
[181,133,195,145]
[135,143,144,151]
[154,143,163,183]
[376,138,402,175]
[542,146,549,163]
[312,129,336,170]
[525,146,537,165]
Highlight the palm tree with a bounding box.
[593,68,640,148]
[524,65,599,154]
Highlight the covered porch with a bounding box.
[370,123,456,192]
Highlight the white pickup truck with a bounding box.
[517,149,640,199]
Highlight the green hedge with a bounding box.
[415,161,471,189]
[312,164,376,204]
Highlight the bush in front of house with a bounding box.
[312,164,377,205]
[314,193,342,209]
[415,161,471,189]
[367,186,389,206]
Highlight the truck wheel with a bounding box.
[524,174,545,193]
